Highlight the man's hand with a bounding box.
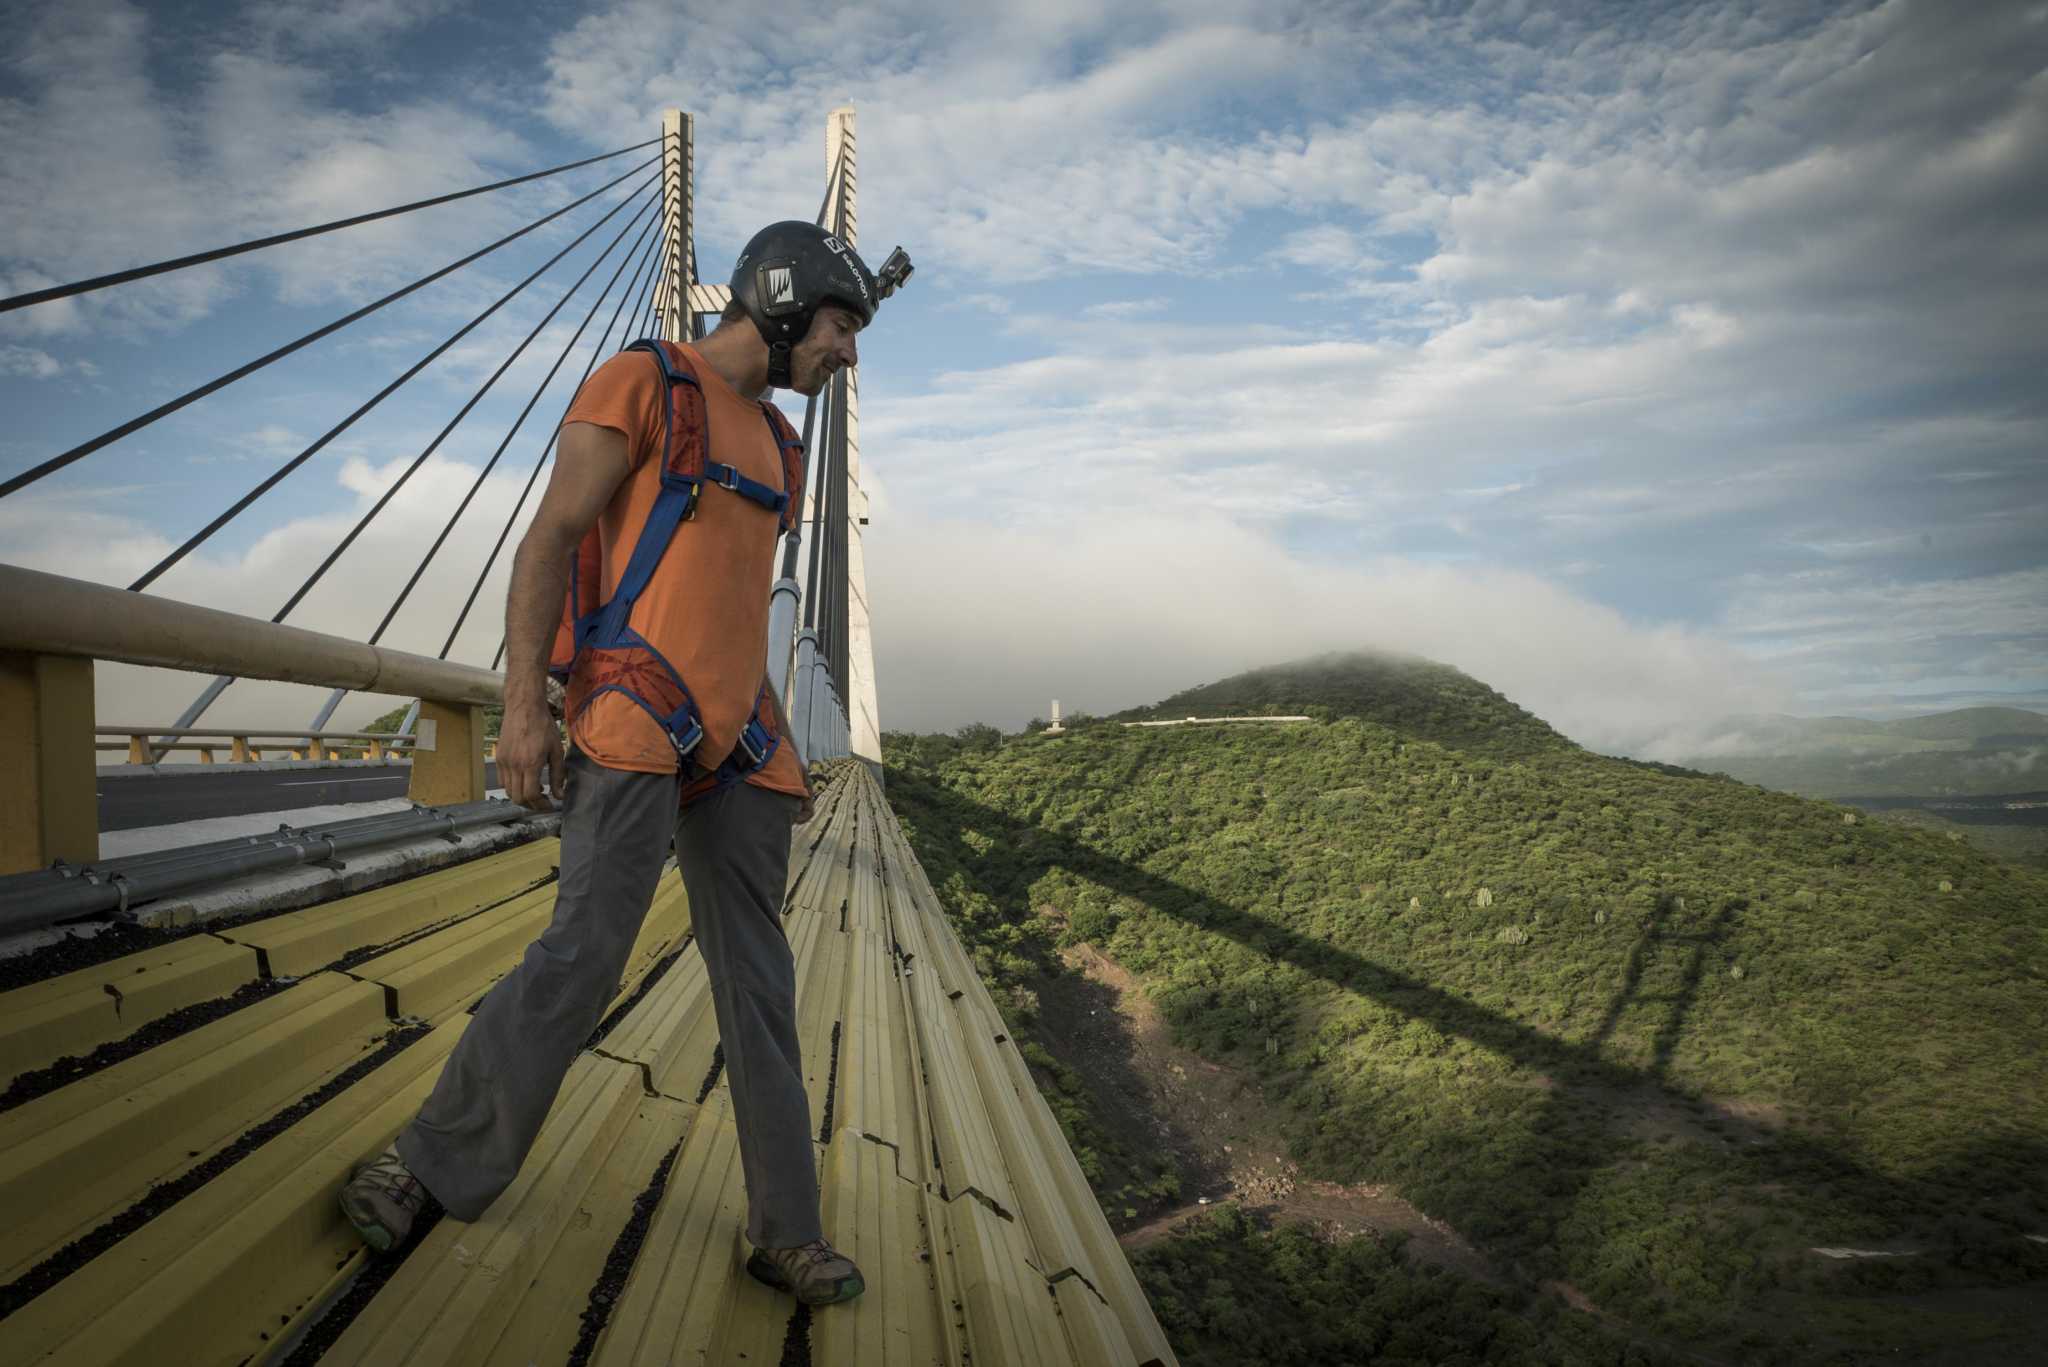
[499,695,565,811]
[494,418,629,813]
[794,779,816,826]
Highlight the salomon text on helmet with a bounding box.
[730,221,911,388]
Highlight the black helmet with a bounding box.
[730,221,880,389]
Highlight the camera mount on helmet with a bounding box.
[729,222,914,389]
[874,246,914,300]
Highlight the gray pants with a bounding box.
[396,750,820,1248]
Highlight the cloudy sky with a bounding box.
[2,0,2043,758]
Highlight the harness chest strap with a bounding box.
[549,340,806,784]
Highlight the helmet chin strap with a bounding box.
[765,339,794,390]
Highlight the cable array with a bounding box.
[4,117,870,755]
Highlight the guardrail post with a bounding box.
[231,736,251,762]
[408,699,487,805]
[0,651,99,874]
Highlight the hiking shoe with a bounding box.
[340,1145,428,1252]
[746,1237,866,1306]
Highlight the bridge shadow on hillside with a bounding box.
[887,771,2048,1330]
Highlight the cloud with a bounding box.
[864,507,1784,753]
[1961,746,2043,780]
[1715,564,2048,713]
[3,0,2041,758]
[220,424,306,461]
[0,0,578,342]
[245,0,463,53]
[0,345,65,379]
[1079,297,1170,320]
[538,0,1334,281]
[1271,225,1381,275]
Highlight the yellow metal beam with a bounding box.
[0,936,261,1091]
[345,883,557,1022]
[319,1054,649,1366]
[407,698,487,805]
[0,651,97,874]
[0,972,389,1281]
[487,1094,698,1361]
[217,838,559,979]
[589,1091,791,1366]
[0,1017,468,1367]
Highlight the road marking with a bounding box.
[277,777,404,786]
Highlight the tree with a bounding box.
[956,722,1003,751]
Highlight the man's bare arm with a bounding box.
[498,421,632,809]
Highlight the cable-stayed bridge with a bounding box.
[0,109,1175,1367]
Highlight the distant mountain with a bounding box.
[1698,706,2048,754]
[885,653,2048,1366]
[1673,705,2048,798]
[1884,705,2048,743]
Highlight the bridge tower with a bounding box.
[824,107,884,771]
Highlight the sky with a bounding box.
[1,0,2043,760]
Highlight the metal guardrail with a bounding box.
[0,799,531,932]
[95,726,423,764]
[0,566,502,702]
[0,564,506,875]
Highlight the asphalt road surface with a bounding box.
[99,763,502,832]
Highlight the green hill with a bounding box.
[1116,650,1568,758]
[883,655,2048,1366]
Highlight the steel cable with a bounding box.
[260,182,661,624]
[647,231,673,336]
[129,166,660,592]
[815,147,848,232]
[776,148,853,587]
[0,139,661,316]
[283,203,668,734]
[823,161,856,704]
[830,366,851,702]
[0,151,660,504]
[473,211,669,670]
[367,204,666,647]
[780,385,820,584]
[803,155,855,636]
[802,377,835,628]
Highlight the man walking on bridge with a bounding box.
[340,222,900,1309]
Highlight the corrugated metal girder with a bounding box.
[0,764,1175,1366]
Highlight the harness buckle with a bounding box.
[713,465,740,492]
[736,719,771,768]
[676,479,703,523]
[669,717,705,759]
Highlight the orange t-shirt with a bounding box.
[558,343,808,805]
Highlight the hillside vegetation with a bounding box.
[883,654,2048,1365]
[365,701,503,739]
